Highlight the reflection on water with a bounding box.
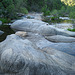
[0,25,15,42]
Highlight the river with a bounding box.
[0,16,74,42]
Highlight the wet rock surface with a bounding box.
[0,19,75,75]
[45,35,75,43]
[0,34,75,75]
[10,19,75,55]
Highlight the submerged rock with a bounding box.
[0,30,4,35]
[0,34,75,75]
[0,21,2,26]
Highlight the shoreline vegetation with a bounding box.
[0,0,75,41]
[0,0,75,20]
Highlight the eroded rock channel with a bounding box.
[0,18,75,75]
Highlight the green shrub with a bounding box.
[43,10,50,16]
[58,6,66,16]
[0,18,11,23]
[6,4,17,19]
[20,7,28,14]
[42,5,50,16]
[67,28,75,32]
[51,9,59,17]
[51,16,59,20]
[69,12,75,19]
[42,17,51,22]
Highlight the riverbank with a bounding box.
[0,14,75,75]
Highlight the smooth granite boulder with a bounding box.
[0,34,75,75]
[38,25,57,36]
[38,25,70,36]
[25,32,75,56]
[48,42,75,56]
[11,19,46,32]
[11,19,75,37]
[45,35,75,43]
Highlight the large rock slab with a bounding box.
[38,25,70,36]
[48,42,75,56]
[0,34,75,75]
[11,19,75,37]
[25,32,75,56]
[45,35,75,43]
[11,19,46,32]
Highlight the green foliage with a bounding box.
[61,0,75,6]
[6,4,17,19]
[20,8,28,14]
[43,10,50,16]
[50,5,75,19]
[67,28,75,32]
[69,12,75,19]
[27,0,47,11]
[0,18,11,23]
[65,6,71,14]
[58,6,66,16]
[51,16,59,20]
[0,0,75,20]
[68,6,75,19]
[0,0,17,19]
[0,0,28,19]
[42,5,50,16]
[50,9,58,17]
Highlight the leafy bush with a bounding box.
[20,8,28,14]
[6,4,17,19]
[42,5,50,16]
[50,9,58,17]
[0,18,11,23]
[42,17,51,22]
[67,28,75,32]
[51,16,59,20]
[43,10,50,16]
[65,6,71,14]
[69,12,75,19]
[58,6,66,16]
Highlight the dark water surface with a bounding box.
[0,25,15,42]
[0,17,74,42]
